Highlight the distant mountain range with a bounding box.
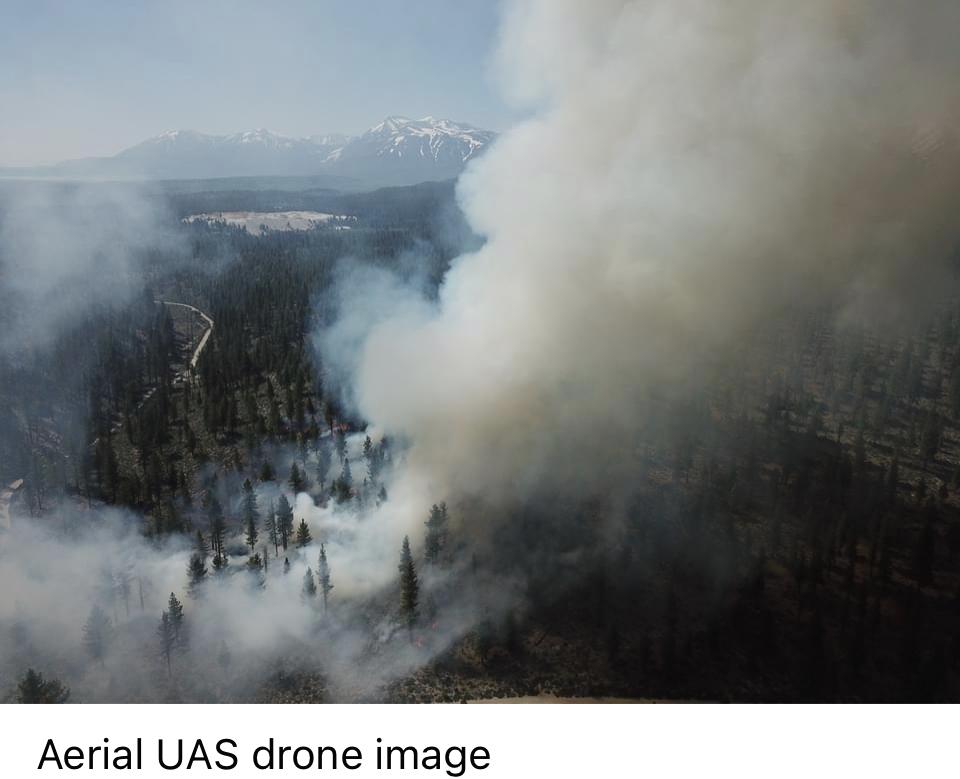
[0,117,497,190]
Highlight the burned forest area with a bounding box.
[3,178,960,704]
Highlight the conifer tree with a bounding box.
[246,553,264,587]
[242,478,259,552]
[167,593,185,647]
[316,444,332,492]
[157,611,176,678]
[276,494,294,550]
[15,669,70,703]
[302,567,317,599]
[187,554,208,598]
[363,435,373,462]
[194,530,210,560]
[289,463,305,494]
[317,543,334,615]
[295,518,312,548]
[207,494,227,569]
[212,551,229,574]
[424,502,449,565]
[398,536,419,638]
[263,499,278,557]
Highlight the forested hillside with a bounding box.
[4,178,960,702]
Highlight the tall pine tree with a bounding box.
[398,536,419,639]
[241,478,260,553]
[318,544,334,615]
[295,518,313,548]
[276,494,294,551]
[302,567,317,600]
[424,502,449,565]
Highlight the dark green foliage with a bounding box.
[263,499,278,556]
[242,478,259,552]
[295,518,312,548]
[16,669,70,703]
[317,543,334,614]
[246,553,264,585]
[289,463,306,494]
[187,553,208,598]
[424,502,449,565]
[398,536,419,635]
[167,593,185,647]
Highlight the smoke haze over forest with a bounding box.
[3,1,960,704]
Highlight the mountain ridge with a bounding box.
[0,117,496,190]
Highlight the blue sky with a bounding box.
[0,0,514,165]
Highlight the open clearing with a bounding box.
[183,211,353,235]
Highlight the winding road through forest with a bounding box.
[2,301,214,535]
[157,300,214,373]
[94,300,214,440]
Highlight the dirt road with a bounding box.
[156,300,214,372]
[92,300,214,441]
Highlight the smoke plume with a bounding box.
[341,0,960,508]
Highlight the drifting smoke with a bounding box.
[0,181,179,354]
[6,0,960,702]
[334,0,960,508]
[1,433,518,701]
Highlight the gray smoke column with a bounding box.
[346,0,960,505]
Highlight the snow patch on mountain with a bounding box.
[2,117,497,188]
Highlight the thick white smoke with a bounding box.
[344,0,960,507]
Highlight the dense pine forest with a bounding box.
[3,178,960,702]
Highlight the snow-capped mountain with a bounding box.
[109,128,342,179]
[330,116,495,184]
[1,118,496,189]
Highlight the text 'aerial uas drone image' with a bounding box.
[3,0,960,704]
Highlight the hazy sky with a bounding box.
[0,0,514,166]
